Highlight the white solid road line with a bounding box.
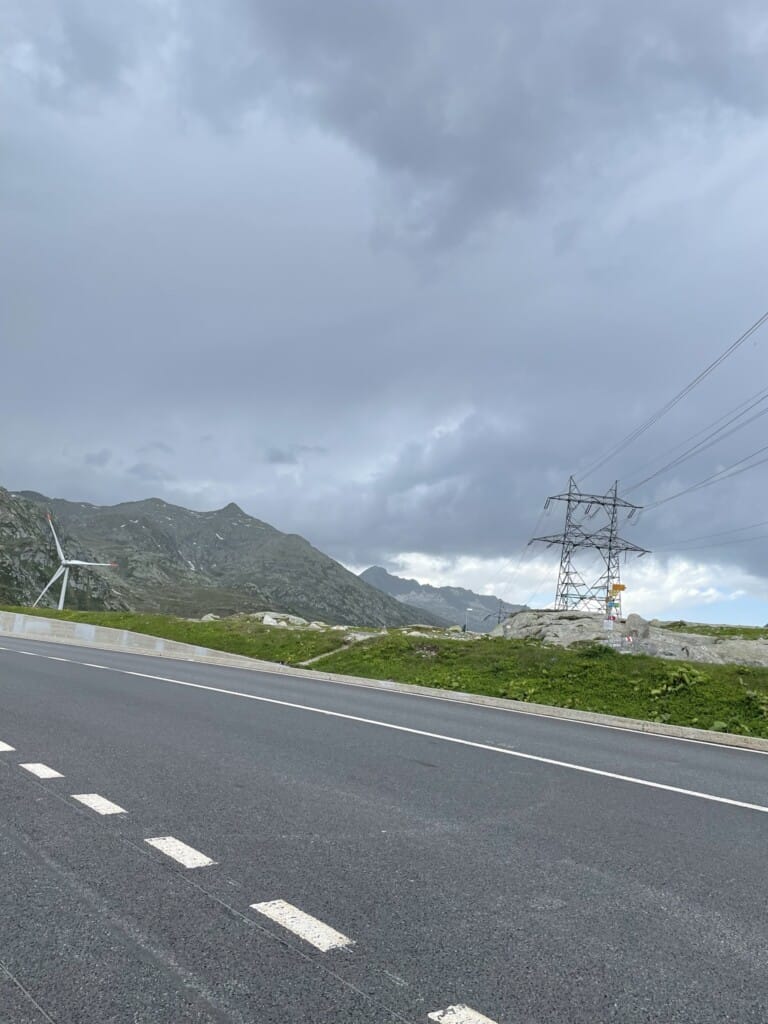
[71,793,127,815]
[5,645,768,815]
[3,643,766,760]
[145,836,216,868]
[19,762,63,779]
[251,899,353,952]
[0,740,15,752]
[68,663,768,815]
[428,1006,498,1024]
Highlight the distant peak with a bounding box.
[221,502,244,515]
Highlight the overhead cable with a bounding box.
[663,517,768,546]
[645,440,768,509]
[626,391,768,493]
[628,382,768,481]
[579,309,768,482]
[655,532,768,553]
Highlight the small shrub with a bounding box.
[570,641,616,658]
[651,664,706,700]
[503,682,538,702]
[742,690,768,719]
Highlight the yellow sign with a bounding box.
[611,583,626,592]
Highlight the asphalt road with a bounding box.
[2,635,768,1023]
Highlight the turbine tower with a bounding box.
[33,514,117,611]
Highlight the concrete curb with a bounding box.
[2,612,768,754]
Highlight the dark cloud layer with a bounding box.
[11,1,768,243]
[3,1,768,613]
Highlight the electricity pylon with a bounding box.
[529,477,648,615]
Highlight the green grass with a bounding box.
[7,607,768,738]
[0,607,345,666]
[318,633,768,738]
[659,620,768,640]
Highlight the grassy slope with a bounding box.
[659,620,768,640]
[0,608,344,666]
[6,608,768,737]
[319,634,768,738]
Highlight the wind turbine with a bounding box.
[33,513,117,611]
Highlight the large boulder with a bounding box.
[493,609,768,668]
[493,609,607,646]
[625,613,650,640]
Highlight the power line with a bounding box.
[625,391,768,493]
[655,532,768,553]
[579,309,768,482]
[628,382,768,481]
[645,440,768,509]
[496,504,549,601]
[661,517,768,546]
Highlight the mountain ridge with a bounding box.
[359,564,525,632]
[2,488,445,627]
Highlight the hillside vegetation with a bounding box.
[0,608,346,666]
[319,633,768,737]
[7,608,768,738]
[659,620,768,640]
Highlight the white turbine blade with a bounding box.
[58,567,70,611]
[66,560,117,568]
[33,565,65,608]
[46,513,65,563]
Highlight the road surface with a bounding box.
[1,635,768,1023]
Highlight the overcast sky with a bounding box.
[3,0,768,622]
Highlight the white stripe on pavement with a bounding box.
[145,836,216,868]
[5,646,768,815]
[428,1006,498,1024]
[6,645,765,762]
[59,663,768,815]
[0,741,15,752]
[4,642,768,757]
[19,763,63,779]
[251,900,353,951]
[71,793,126,815]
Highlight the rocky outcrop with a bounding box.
[625,612,651,640]
[492,609,607,645]
[493,609,768,667]
[0,488,126,610]
[8,490,446,626]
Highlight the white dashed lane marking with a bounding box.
[251,900,353,952]
[0,741,15,752]
[19,763,63,779]
[145,836,216,868]
[71,793,127,815]
[428,1006,499,1023]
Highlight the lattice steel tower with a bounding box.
[529,477,648,615]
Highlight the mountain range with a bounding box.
[359,565,525,632]
[0,488,445,627]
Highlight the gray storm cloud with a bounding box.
[2,0,768,598]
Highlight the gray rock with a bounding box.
[625,613,650,640]
[494,608,768,668]
[493,609,606,646]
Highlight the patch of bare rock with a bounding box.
[493,609,768,667]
